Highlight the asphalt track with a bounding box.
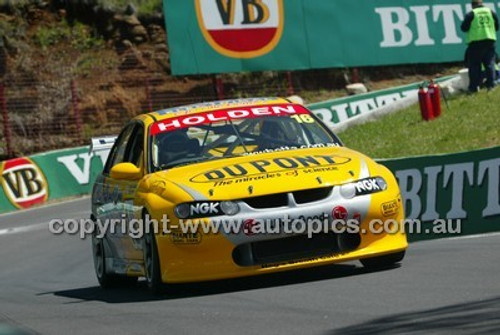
[0,197,499,335]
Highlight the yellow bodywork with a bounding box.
[92,98,408,283]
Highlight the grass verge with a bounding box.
[338,88,500,159]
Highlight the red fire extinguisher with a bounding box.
[427,80,442,118]
[418,85,434,121]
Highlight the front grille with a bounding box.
[293,187,333,204]
[241,187,333,209]
[242,193,288,209]
[232,232,340,266]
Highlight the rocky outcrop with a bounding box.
[51,1,164,47]
[113,11,148,44]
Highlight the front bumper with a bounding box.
[155,187,408,283]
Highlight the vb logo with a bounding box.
[1,157,48,209]
[195,0,284,58]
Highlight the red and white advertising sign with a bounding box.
[1,157,49,209]
[195,0,284,58]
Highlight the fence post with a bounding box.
[213,75,225,100]
[351,68,360,83]
[286,71,295,96]
[70,79,83,138]
[145,78,153,113]
[0,82,12,157]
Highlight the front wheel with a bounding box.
[360,251,405,270]
[143,228,164,294]
[92,237,138,288]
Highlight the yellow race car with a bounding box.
[90,97,407,292]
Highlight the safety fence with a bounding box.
[0,70,301,158]
[1,144,499,242]
[0,57,454,160]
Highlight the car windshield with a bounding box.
[149,104,341,171]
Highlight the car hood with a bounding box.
[154,146,379,201]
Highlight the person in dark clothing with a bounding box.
[461,0,499,92]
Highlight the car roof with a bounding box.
[143,97,291,121]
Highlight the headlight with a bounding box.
[174,203,190,219]
[340,176,387,198]
[220,201,240,216]
[340,183,356,199]
[375,177,387,191]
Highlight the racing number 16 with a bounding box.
[291,114,315,123]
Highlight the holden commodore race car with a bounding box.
[90,97,407,292]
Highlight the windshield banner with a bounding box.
[150,104,307,135]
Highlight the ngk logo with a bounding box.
[354,178,380,194]
[1,157,48,209]
[190,202,220,216]
[195,0,284,58]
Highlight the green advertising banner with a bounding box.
[0,146,107,213]
[164,0,494,75]
[381,146,500,241]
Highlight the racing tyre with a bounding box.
[92,236,138,288]
[360,251,405,270]
[143,228,164,294]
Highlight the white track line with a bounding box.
[0,222,49,236]
[0,196,89,218]
[444,231,500,240]
[415,231,500,244]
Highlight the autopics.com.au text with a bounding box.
[48,214,462,239]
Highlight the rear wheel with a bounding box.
[92,236,138,288]
[360,251,405,270]
[143,227,164,294]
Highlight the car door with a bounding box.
[93,122,145,267]
[93,123,135,228]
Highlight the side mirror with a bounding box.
[110,163,142,180]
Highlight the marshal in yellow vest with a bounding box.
[467,7,497,43]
